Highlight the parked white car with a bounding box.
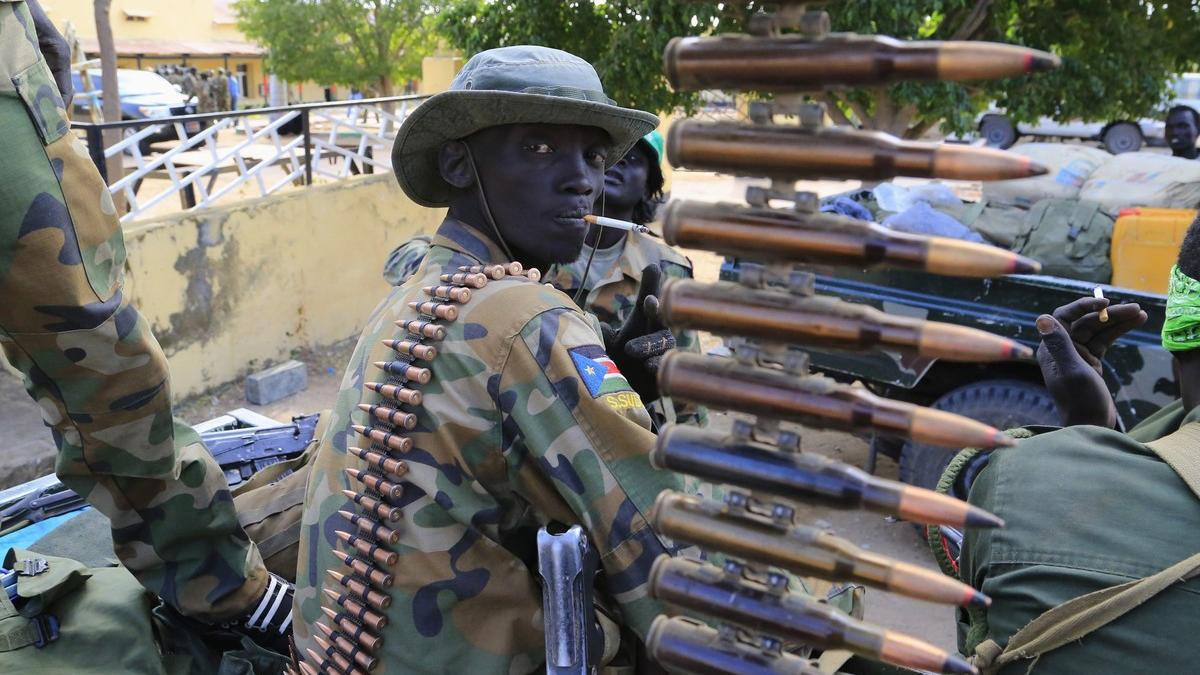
[978,73,1200,153]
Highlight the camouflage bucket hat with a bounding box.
[391,45,660,207]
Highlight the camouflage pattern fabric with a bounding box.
[210,75,230,112]
[0,0,265,622]
[383,230,708,425]
[195,77,214,113]
[295,217,686,673]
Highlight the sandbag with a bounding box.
[965,205,1028,248]
[1012,198,1113,283]
[984,143,1110,208]
[1079,152,1200,215]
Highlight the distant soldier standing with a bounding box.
[213,67,231,111]
[196,69,214,113]
[180,65,198,100]
[0,0,292,649]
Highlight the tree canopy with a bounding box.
[235,0,436,96]
[437,0,1200,138]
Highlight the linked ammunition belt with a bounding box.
[638,4,1061,675]
[295,262,540,675]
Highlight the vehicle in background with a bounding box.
[718,263,1176,492]
[71,69,206,154]
[977,73,1200,154]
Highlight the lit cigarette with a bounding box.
[584,214,650,233]
[1094,287,1109,322]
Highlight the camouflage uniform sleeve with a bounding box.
[381,235,432,286]
[502,306,683,638]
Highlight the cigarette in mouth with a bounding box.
[583,214,650,233]
[1094,287,1109,322]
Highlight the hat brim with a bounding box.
[391,90,659,207]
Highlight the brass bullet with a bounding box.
[440,272,489,288]
[348,446,408,480]
[327,569,392,610]
[459,264,507,280]
[658,352,1015,450]
[296,661,318,675]
[338,509,401,545]
[409,301,459,322]
[525,268,541,282]
[397,319,447,341]
[323,588,388,631]
[661,200,1041,277]
[381,339,437,361]
[322,606,384,652]
[653,425,1003,528]
[351,424,413,453]
[316,622,379,671]
[664,34,1059,92]
[373,360,432,384]
[647,615,823,675]
[364,382,423,406]
[650,492,990,608]
[312,635,356,674]
[358,403,418,431]
[424,284,473,303]
[336,529,400,567]
[332,548,394,588]
[668,120,1047,182]
[342,489,403,523]
[650,557,978,674]
[305,647,347,675]
[345,468,404,501]
[660,279,1032,362]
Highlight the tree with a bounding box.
[438,1,1200,139]
[235,0,437,97]
[93,0,122,200]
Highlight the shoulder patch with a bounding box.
[569,345,633,398]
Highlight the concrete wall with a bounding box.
[122,175,443,398]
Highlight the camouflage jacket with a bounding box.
[384,231,707,426]
[295,217,684,674]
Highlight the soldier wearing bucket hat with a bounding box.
[293,47,689,673]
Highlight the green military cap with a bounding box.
[391,45,659,207]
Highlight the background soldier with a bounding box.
[0,0,291,651]
[196,70,214,113]
[213,67,231,111]
[180,66,198,100]
[944,217,1200,673]
[294,46,683,673]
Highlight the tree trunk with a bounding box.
[93,0,123,205]
[377,74,395,134]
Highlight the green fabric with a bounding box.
[1162,265,1200,352]
[640,130,664,165]
[1011,198,1113,283]
[959,402,1200,674]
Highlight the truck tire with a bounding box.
[898,379,1060,491]
[979,115,1017,149]
[1102,122,1143,154]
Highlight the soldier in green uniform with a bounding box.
[0,0,291,647]
[293,46,685,673]
[942,218,1200,673]
[382,131,706,425]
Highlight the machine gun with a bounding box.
[0,411,319,536]
[642,3,1058,674]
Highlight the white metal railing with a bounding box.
[73,95,430,223]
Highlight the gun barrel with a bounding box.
[650,557,978,674]
[668,121,1047,182]
[660,279,1031,362]
[647,615,825,675]
[661,200,1041,276]
[658,352,1014,450]
[650,492,989,607]
[665,34,1059,92]
[653,425,1002,528]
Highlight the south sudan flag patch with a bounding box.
[569,345,633,398]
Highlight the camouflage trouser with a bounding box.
[0,0,265,621]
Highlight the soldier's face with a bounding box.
[1166,111,1198,155]
[603,143,651,212]
[468,124,609,267]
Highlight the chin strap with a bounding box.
[573,192,606,306]
[462,141,517,263]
